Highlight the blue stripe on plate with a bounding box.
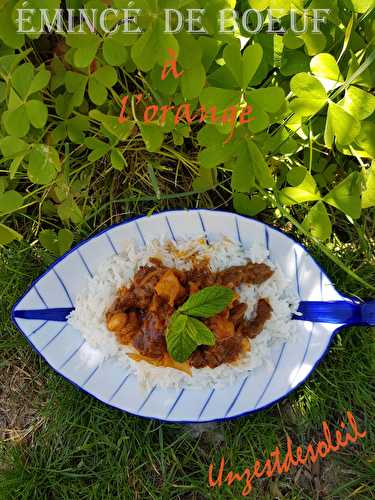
[53,269,74,307]
[198,211,206,232]
[59,339,86,370]
[41,323,68,352]
[27,286,49,336]
[235,217,242,244]
[165,215,176,241]
[198,388,215,419]
[77,249,93,278]
[198,211,210,243]
[109,374,131,401]
[166,389,185,418]
[138,385,157,412]
[28,320,48,337]
[135,222,146,246]
[82,365,99,386]
[265,226,270,252]
[106,233,119,255]
[34,285,48,308]
[255,342,287,409]
[225,376,249,416]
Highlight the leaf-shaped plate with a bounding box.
[11,210,373,423]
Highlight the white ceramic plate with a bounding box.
[12,209,354,423]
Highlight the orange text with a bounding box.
[208,411,366,496]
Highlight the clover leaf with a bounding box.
[280,170,321,206]
[247,87,286,133]
[27,145,61,185]
[302,201,332,241]
[39,229,74,257]
[0,190,23,214]
[289,72,327,119]
[65,65,117,107]
[233,193,268,217]
[2,63,50,138]
[323,172,362,220]
[342,86,375,121]
[324,103,361,148]
[223,42,263,90]
[131,18,179,72]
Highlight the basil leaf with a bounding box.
[179,285,235,318]
[166,314,215,363]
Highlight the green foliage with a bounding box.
[2,63,50,137]
[362,161,375,209]
[0,190,23,214]
[0,0,373,258]
[39,228,74,256]
[0,223,22,244]
[302,201,332,241]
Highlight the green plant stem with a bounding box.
[271,192,375,293]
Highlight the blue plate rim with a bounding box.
[10,208,354,423]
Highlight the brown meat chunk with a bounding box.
[190,334,244,369]
[230,302,247,328]
[132,330,166,359]
[243,263,274,285]
[115,311,140,345]
[143,310,167,336]
[131,266,167,309]
[188,281,200,295]
[189,349,207,369]
[133,266,159,286]
[132,311,167,359]
[174,269,188,285]
[185,267,216,290]
[204,336,243,368]
[110,287,137,311]
[216,262,273,287]
[148,293,163,313]
[240,299,272,339]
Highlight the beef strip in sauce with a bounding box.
[240,299,273,339]
[106,258,273,368]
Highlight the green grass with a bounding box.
[1,210,375,500]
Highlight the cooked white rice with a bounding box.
[68,236,300,389]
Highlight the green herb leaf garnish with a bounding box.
[166,314,215,363]
[166,285,235,363]
[179,285,235,318]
